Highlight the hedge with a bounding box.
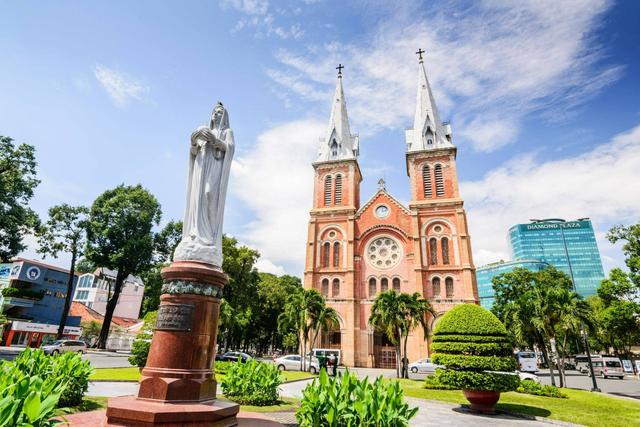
[432,354,516,372]
[432,334,510,343]
[430,341,513,356]
[433,304,507,336]
[436,369,519,392]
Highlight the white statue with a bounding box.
[174,102,235,267]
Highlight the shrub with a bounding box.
[431,304,519,393]
[221,359,283,406]
[2,287,45,300]
[517,380,567,398]
[296,369,418,426]
[214,360,232,375]
[128,333,152,368]
[423,373,457,390]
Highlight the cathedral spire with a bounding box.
[406,50,453,152]
[317,66,359,162]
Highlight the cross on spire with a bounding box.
[415,48,425,63]
[336,63,344,77]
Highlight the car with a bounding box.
[273,354,319,374]
[215,351,252,362]
[408,358,443,374]
[42,340,87,355]
[515,351,538,373]
[587,356,625,379]
[518,371,540,383]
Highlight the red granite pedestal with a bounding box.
[106,261,239,426]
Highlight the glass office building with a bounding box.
[508,219,605,297]
[476,259,548,310]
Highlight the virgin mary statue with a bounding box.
[174,102,235,267]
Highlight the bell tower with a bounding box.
[405,50,479,314]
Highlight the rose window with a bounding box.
[366,237,402,269]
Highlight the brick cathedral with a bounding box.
[303,54,479,368]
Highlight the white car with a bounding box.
[408,358,443,374]
[42,340,87,355]
[274,354,319,374]
[518,371,540,383]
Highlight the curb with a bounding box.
[90,376,317,384]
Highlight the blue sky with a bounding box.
[1,0,639,276]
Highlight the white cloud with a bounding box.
[255,258,286,275]
[221,0,304,39]
[462,123,640,271]
[220,0,269,15]
[230,118,325,270]
[93,64,149,106]
[267,0,622,151]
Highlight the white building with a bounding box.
[73,268,144,320]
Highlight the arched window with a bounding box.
[334,174,342,205]
[425,128,434,146]
[331,140,338,158]
[369,278,377,298]
[321,278,329,297]
[333,242,341,267]
[429,238,438,265]
[322,242,330,267]
[392,277,401,292]
[381,277,388,292]
[434,164,444,197]
[422,165,432,198]
[445,277,454,298]
[332,278,340,297]
[441,237,450,265]
[324,175,332,206]
[432,277,441,297]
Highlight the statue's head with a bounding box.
[210,102,229,130]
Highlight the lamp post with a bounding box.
[531,218,600,392]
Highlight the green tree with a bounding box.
[0,136,40,261]
[310,305,340,351]
[607,223,640,286]
[80,320,102,346]
[36,204,89,339]
[400,292,434,378]
[85,184,161,349]
[278,289,324,371]
[0,314,8,344]
[153,220,182,263]
[74,258,95,274]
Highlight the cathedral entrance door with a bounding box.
[373,333,397,369]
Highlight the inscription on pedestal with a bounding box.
[156,304,195,331]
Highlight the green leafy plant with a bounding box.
[431,304,519,392]
[128,333,152,369]
[296,369,418,426]
[221,359,283,406]
[213,360,232,375]
[516,380,567,398]
[1,287,45,300]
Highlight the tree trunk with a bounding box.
[549,336,565,387]
[96,269,126,349]
[402,333,409,379]
[57,247,77,340]
[396,327,402,378]
[539,342,556,387]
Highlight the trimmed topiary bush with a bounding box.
[431,304,519,393]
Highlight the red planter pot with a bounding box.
[463,389,500,414]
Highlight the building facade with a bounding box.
[476,259,549,310]
[303,58,478,368]
[0,259,81,347]
[509,219,605,297]
[73,267,144,320]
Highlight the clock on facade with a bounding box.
[374,205,389,218]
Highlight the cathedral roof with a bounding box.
[405,56,454,153]
[356,187,411,219]
[316,72,359,163]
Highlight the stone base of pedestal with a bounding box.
[105,396,239,426]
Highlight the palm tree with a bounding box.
[399,292,434,378]
[278,289,324,371]
[310,305,340,350]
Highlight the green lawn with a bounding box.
[397,379,640,427]
[55,396,108,416]
[90,367,313,383]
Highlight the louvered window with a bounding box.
[331,140,338,158]
[369,278,377,298]
[324,175,332,206]
[322,242,330,267]
[392,278,401,292]
[422,165,432,198]
[445,277,454,298]
[429,238,438,265]
[432,277,441,297]
[332,278,340,297]
[333,242,341,267]
[381,277,388,292]
[334,174,342,204]
[435,164,444,196]
[322,278,329,297]
[441,237,450,265]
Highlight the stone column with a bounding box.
[105,261,239,426]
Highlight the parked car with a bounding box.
[273,354,319,374]
[518,371,540,383]
[575,354,600,373]
[587,356,625,379]
[515,351,538,373]
[408,358,443,374]
[215,351,252,362]
[42,340,87,355]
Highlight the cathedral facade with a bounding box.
[303,57,479,368]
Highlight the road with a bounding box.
[0,346,133,368]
